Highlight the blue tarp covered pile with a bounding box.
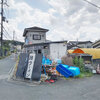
[56,64,80,78]
[42,56,80,78]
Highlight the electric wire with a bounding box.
[83,0,100,9]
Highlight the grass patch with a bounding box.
[74,72,93,78]
[63,72,93,80]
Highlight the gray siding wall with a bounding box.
[25,31,46,44]
[78,43,92,48]
[24,44,50,57]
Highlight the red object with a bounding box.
[45,80,50,83]
[49,79,55,83]
[72,48,84,53]
[45,79,55,83]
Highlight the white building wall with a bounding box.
[50,43,67,60]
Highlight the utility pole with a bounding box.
[0,0,8,56]
[0,0,4,56]
[13,30,15,52]
[13,30,15,41]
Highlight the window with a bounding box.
[42,34,44,37]
[38,49,42,54]
[43,46,48,49]
[33,34,41,40]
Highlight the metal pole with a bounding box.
[13,31,15,41]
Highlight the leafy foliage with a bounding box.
[73,57,85,72]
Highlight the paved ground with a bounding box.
[0,54,100,100]
[0,54,16,79]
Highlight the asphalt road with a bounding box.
[0,54,16,79]
[0,54,100,100]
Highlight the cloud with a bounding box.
[6,0,52,41]
[5,0,100,42]
[46,0,100,41]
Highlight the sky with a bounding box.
[2,0,100,42]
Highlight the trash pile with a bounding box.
[41,56,80,83]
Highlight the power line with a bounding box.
[3,1,9,19]
[3,32,9,39]
[83,0,100,9]
[3,9,8,18]
[0,32,9,40]
[2,28,12,40]
[3,27,12,39]
[0,23,12,39]
[3,24,9,32]
[1,23,20,41]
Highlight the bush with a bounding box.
[73,56,79,67]
[73,57,85,72]
[79,57,85,72]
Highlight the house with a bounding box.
[23,26,67,60]
[67,41,92,50]
[68,48,100,65]
[92,39,100,48]
[23,26,49,45]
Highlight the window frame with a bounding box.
[33,34,41,40]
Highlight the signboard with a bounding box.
[16,53,29,78]
[25,53,36,79]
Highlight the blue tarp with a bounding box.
[56,64,80,78]
[55,59,62,64]
[42,56,52,65]
[56,64,73,78]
